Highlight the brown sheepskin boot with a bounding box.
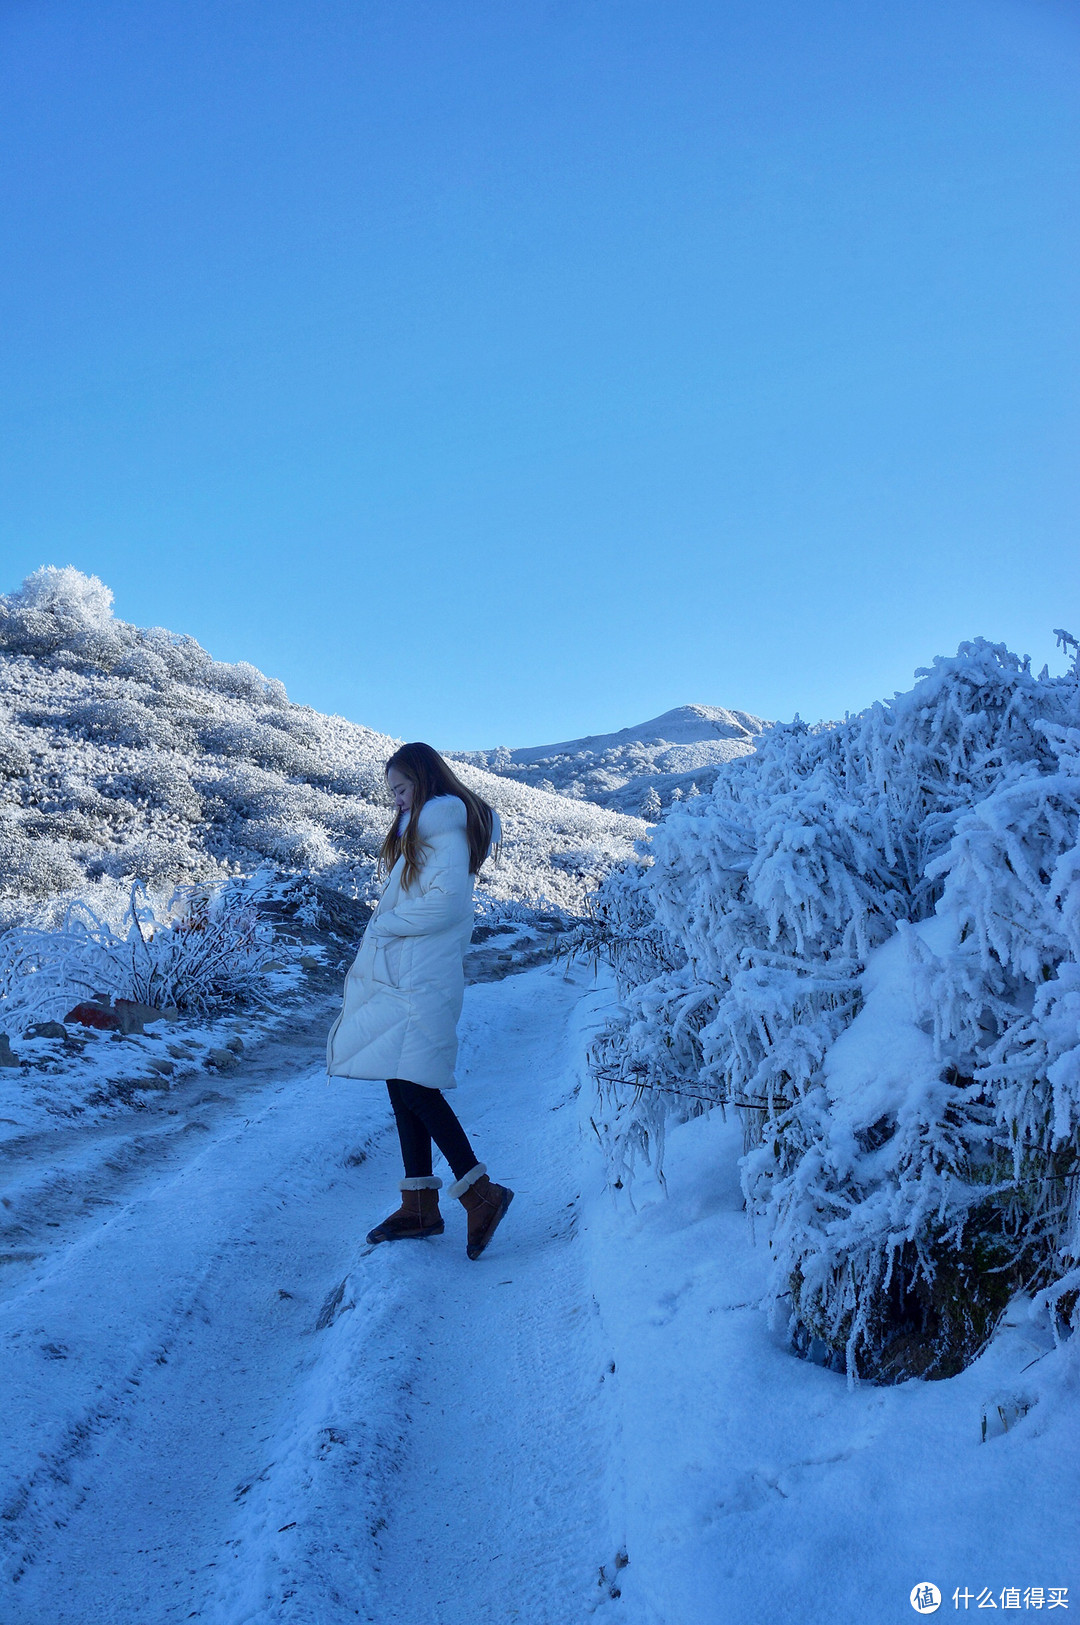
[366,1177,445,1244]
[448,1164,515,1260]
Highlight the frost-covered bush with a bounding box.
[111,644,172,686]
[120,758,203,821]
[201,658,282,705]
[0,824,84,899]
[1,565,115,637]
[197,719,262,758]
[195,717,330,785]
[93,832,207,884]
[0,565,128,668]
[0,880,274,1024]
[591,639,1080,1381]
[66,696,183,750]
[0,714,31,778]
[242,816,340,871]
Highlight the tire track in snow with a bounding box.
[0,1065,389,1620]
[0,1001,341,1268]
[1,966,627,1624]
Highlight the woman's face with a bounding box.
[387,768,415,813]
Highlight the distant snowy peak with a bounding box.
[503,704,765,766]
[452,704,769,819]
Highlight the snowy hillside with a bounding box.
[451,702,765,817]
[0,568,645,926]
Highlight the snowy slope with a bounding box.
[1,963,1074,1624]
[451,703,766,818]
[0,568,645,924]
[502,703,763,762]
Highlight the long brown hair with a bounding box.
[379,742,495,890]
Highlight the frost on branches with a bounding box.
[589,639,1080,1382]
[0,880,275,1025]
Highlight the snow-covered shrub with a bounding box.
[242,816,339,872]
[65,696,182,750]
[0,566,128,669]
[93,832,208,884]
[196,718,262,758]
[0,880,275,1025]
[196,760,281,822]
[202,657,285,707]
[122,758,203,821]
[111,643,172,686]
[0,566,115,641]
[14,565,114,627]
[245,725,317,778]
[591,639,1080,1380]
[0,708,31,778]
[0,826,84,900]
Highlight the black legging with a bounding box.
[387,1078,478,1183]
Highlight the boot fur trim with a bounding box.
[399,1176,443,1192]
[447,1163,487,1199]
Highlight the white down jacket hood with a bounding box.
[326,794,500,1090]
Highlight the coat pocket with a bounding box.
[372,934,405,987]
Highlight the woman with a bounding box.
[327,742,514,1259]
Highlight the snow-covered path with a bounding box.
[0,1009,388,1621]
[361,972,621,1625]
[0,965,623,1624]
[2,962,1076,1624]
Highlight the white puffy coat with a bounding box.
[326,795,494,1090]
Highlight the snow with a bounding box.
[596,1086,1079,1623]
[1,964,1075,1622]
[493,704,763,762]
[452,703,766,817]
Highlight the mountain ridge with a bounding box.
[452,702,767,817]
[484,703,764,764]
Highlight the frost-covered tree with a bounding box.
[640,787,663,821]
[589,639,1080,1381]
[13,565,115,629]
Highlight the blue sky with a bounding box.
[1,0,1077,747]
